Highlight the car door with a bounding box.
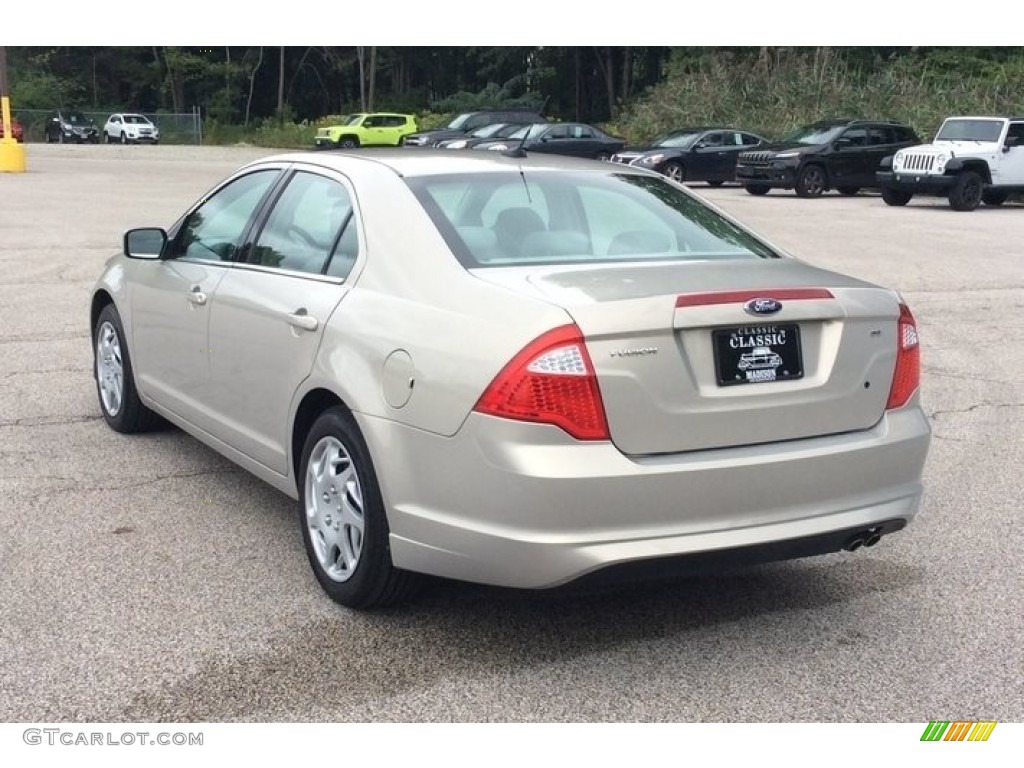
[830,126,869,185]
[204,168,357,475]
[129,168,283,432]
[996,122,1024,184]
[692,131,731,180]
[864,125,895,184]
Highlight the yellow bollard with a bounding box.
[0,95,27,173]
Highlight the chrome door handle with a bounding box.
[286,310,318,332]
[186,288,207,305]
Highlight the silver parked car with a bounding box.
[91,150,930,608]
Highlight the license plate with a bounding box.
[712,323,803,386]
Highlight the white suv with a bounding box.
[103,113,160,145]
[877,116,1024,211]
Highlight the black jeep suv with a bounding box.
[735,119,919,198]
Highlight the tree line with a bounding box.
[7,47,1023,136]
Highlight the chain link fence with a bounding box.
[12,107,203,144]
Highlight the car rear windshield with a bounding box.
[407,171,779,268]
[935,119,1004,142]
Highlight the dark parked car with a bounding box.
[475,122,625,160]
[404,110,546,147]
[437,122,530,149]
[44,109,100,144]
[735,119,919,197]
[610,127,768,185]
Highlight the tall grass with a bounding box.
[612,49,1024,143]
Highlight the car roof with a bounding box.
[254,148,649,178]
[807,118,908,128]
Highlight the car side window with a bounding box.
[249,171,352,275]
[701,132,724,147]
[840,127,868,147]
[741,133,761,146]
[324,219,359,279]
[546,125,570,139]
[167,170,280,262]
[1006,123,1024,144]
[868,127,889,145]
[574,125,595,139]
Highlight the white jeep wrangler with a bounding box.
[877,116,1024,211]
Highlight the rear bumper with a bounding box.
[360,405,931,589]
[877,171,955,193]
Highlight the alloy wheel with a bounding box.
[95,321,124,416]
[305,436,365,583]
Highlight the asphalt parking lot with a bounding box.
[1,144,1021,722]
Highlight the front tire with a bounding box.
[707,180,725,187]
[94,304,162,433]
[744,184,770,196]
[661,161,686,183]
[795,164,827,198]
[338,136,359,149]
[299,407,420,609]
[949,171,983,211]
[837,186,861,196]
[120,132,128,145]
[881,187,912,206]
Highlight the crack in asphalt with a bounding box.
[4,468,243,495]
[0,367,90,380]
[0,414,103,428]
[930,402,1024,421]
[923,368,1014,386]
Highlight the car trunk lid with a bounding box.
[472,260,901,455]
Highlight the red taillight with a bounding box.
[886,303,920,409]
[474,324,610,440]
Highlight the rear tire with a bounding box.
[595,150,611,161]
[120,132,128,145]
[707,180,725,187]
[744,184,770,196]
[795,164,827,198]
[299,407,421,609]
[982,189,1008,207]
[881,187,912,206]
[837,186,861,196]
[94,304,162,433]
[948,171,983,211]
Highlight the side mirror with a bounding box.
[124,228,167,260]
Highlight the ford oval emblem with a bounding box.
[744,298,783,316]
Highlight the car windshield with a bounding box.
[935,119,1004,142]
[651,131,702,148]
[342,114,363,126]
[447,113,477,130]
[67,112,89,124]
[407,171,778,268]
[782,124,845,145]
[468,124,508,138]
